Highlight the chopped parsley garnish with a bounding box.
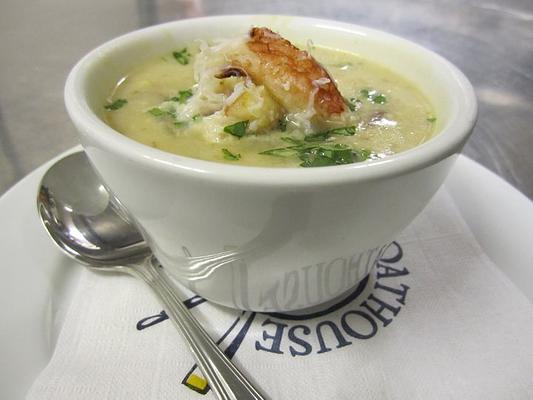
[281,136,303,145]
[174,121,187,128]
[148,107,165,116]
[224,120,249,138]
[373,94,387,104]
[173,48,191,65]
[148,107,176,118]
[299,144,368,167]
[222,148,241,161]
[427,116,437,122]
[304,126,358,142]
[192,114,202,121]
[104,98,127,110]
[259,148,299,157]
[170,89,193,103]
[304,132,330,142]
[260,134,371,167]
[328,126,358,136]
[360,89,387,104]
[354,148,372,162]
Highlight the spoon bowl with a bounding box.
[37,151,266,400]
[38,152,149,268]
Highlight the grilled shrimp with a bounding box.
[232,27,346,119]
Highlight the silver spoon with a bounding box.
[37,151,266,400]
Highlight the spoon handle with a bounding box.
[132,257,266,400]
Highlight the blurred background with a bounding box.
[1,0,532,198]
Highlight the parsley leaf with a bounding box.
[298,144,344,167]
[304,132,330,142]
[104,98,127,110]
[280,136,304,145]
[259,148,299,157]
[427,116,437,122]
[148,107,165,116]
[260,139,371,168]
[354,148,372,162]
[328,126,358,136]
[170,89,193,103]
[304,126,358,142]
[299,144,368,167]
[224,120,249,138]
[372,94,387,104]
[222,148,241,161]
[299,153,335,167]
[148,107,176,118]
[360,88,387,104]
[173,48,191,65]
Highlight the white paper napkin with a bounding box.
[26,188,533,400]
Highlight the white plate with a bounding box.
[1,150,532,399]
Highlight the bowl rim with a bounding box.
[65,14,478,187]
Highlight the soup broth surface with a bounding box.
[105,36,436,167]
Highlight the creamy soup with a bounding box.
[104,28,436,167]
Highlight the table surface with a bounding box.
[1,0,532,199]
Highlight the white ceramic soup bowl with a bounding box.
[65,15,477,312]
